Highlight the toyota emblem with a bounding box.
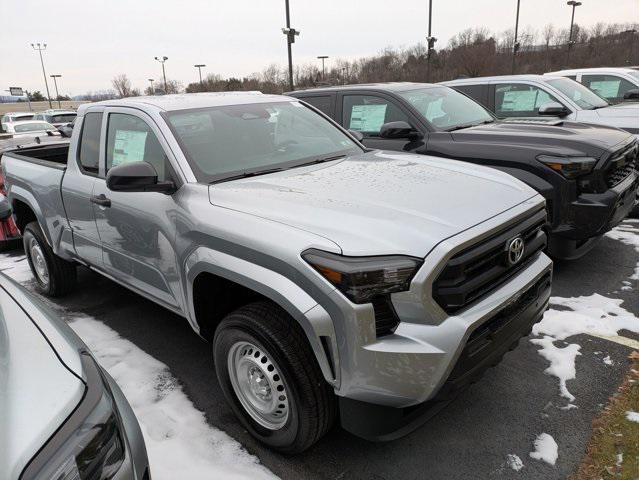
[506,236,525,265]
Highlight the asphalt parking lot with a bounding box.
[3,223,639,480]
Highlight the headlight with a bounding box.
[537,155,597,179]
[302,249,422,304]
[21,353,126,480]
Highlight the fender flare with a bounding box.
[9,188,52,245]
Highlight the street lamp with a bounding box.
[30,42,53,108]
[566,1,582,65]
[425,0,437,82]
[148,79,155,95]
[281,0,300,91]
[512,0,521,74]
[50,74,62,109]
[154,56,168,93]
[624,29,637,65]
[194,64,206,85]
[317,56,329,80]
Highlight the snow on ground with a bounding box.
[606,222,639,280]
[0,253,277,480]
[626,411,639,423]
[603,355,614,366]
[529,433,558,465]
[505,454,524,471]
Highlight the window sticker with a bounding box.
[349,104,387,132]
[501,91,537,112]
[588,80,620,99]
[112,129,148,166]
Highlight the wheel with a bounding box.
[214,301,336,454]
[23,221,76,296]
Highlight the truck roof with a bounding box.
[290,82,438,95]
[545,67,639,76]
[80,92,294,113]
[442,74,565,85]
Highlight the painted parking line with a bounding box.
[586,333,639,350]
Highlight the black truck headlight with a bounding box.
[537,155,597,179]
[21,353,126,480]
[302,249,422,304]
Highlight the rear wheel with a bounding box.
[213,301,336,453]
[23,221,76,296]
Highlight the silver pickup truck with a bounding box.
[2,92,553,452]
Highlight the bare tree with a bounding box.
[111,74,138,97]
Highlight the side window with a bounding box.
[106,113,168,181]
[302,96,333,117]
[494,83,561,117]
[342,94,411,136]
[581,74,636,103]
[77,112,103,175]
[453,85,488,108]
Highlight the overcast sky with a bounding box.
[1,0,637,96]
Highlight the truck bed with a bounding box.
[1,143,69,170]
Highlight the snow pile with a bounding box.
[506,454,524,471]
[626,411,639,424]
[529,336,580,401]
[529,433,558,465]
[0,254,34,283]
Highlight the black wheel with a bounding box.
[214,301,336,454]
[23,221,76,296]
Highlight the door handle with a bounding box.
[90,194,111,208]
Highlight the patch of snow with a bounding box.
[0,254,34,283]
[559,403,578,411]
[626,411,639,423]
[529,433,558,466]
[506,454,524,471]
[603,355,614,366]
[616,453,623,467]
[530,336,580,401]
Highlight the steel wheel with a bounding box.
[27,236,49,286]
[227,341,290,430]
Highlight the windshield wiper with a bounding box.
[210,167,284,184]
[445,119,494,132]
[295,154,347,168]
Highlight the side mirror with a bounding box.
[348,129,364,142]
[538,102,569,117]
[623,89,639,101]
[380,121,421,139]
[106,161,175,193]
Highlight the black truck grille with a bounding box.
[433,208,547,314]
[606,143,637,189]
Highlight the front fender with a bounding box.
[184,246,339,386]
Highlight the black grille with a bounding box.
[606,143,637,189]
[433,208,547,314]
[372,296,400,337]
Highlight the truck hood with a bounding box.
[208,150,539,257]
[450,120,632,156]
[596,102,639,119]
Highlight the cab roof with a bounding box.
[290,82,439,94]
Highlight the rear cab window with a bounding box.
[300,95,334,117]
[77,112,103,176]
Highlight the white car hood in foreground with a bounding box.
[0,282,85,479]
[210,150,539,257]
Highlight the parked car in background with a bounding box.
[3,92,553,452]
[3,120,61,138]
[33,109,77,127]
[0,193,21,251]
[0,273,150,479]
[290,83,639,258]
[57,117,76,137]
[1,112,35,132]
[545,67,639,104]
[442,75,639,137]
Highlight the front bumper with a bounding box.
[548,172,639,259]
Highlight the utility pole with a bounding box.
[148,79,155,95]
[50,74,62,108]
[317,56,329,81]
[511,0,521,74]
[281,0,300,91]
[154,56,168,93]
[425,0,437,83]
[566,1,582,65]
[624,29,637,65]
[194,64,206,85]
[31,43,52,108]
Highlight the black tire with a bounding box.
[23,221,76,296]
[214,301,336,454]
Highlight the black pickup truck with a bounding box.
[289,83,639,260]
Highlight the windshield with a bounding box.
[50,113,76,123]
[628,71,639,83]
[166,101,362,183]
[398,86,494,130]
[545,78,609,109]
[14,122,54,132]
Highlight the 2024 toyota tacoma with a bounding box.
[2,92,552,452]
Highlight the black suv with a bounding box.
[289,83,639,260]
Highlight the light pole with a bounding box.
[31,43,53,108]
[154,56,168,93]
[50,74,62,108]
[194,64,206,86]
[512,0,521,74]
[281,0,300,91]
[425,0,437,82]
[624,29,637,65]
[566,1,582,65]
[148,79,155,95]
[317,56,329,80]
